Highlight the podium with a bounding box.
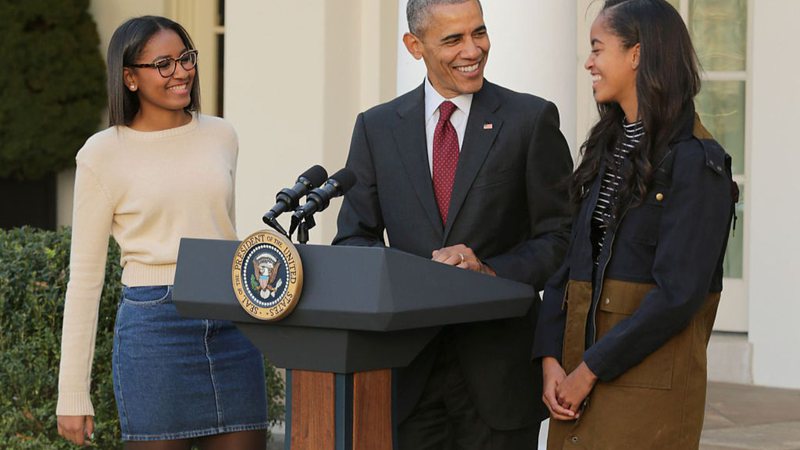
[173,238,535,450]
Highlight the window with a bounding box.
[669,0,749,330]
[670,0,747,279]
[167,0,225,116]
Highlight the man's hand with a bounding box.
[58,415,94,446]
[542,357,576,420]
[556,361,598,415]
[432,244,495,275]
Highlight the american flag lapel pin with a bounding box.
[483,123,493,130]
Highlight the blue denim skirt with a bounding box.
[112,285,268,441]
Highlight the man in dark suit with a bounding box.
[333,0,573,447]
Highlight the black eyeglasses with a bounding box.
[126,50,198,78]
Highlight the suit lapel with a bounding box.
[443,83,503,242]
[391,85,445,236]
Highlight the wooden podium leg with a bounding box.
[287,369,393,450]
[353,369,393,450]
[290,370,335,449]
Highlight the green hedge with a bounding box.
[0,0,106,180]
[0,227,284,449]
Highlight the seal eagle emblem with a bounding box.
[232,230,303,321]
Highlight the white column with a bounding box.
[748,0,800,389]
[396,0,578,154]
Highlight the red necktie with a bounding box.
[432,101,459,224]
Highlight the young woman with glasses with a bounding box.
[533,0,737,448]
[56,16,268,450]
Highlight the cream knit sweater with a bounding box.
[56,114,238,416]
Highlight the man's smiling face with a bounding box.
[404,0,490,98]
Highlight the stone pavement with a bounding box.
[701,382,800,450]
[268,381,800,449]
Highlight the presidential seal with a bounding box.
[232,230,303,321]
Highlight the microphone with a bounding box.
[262,165,328,224]
[292,168,357,221]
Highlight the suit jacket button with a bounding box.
[571,436,580,443]
[655,192,664,202]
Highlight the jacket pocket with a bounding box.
[618,194,665,246]
[595,291,675,390]
[471,167,518,190]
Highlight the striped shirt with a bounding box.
[591,120,644,264]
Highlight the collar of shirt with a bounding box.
[423,77,473,175]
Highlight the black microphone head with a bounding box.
[292,168,357,221]
[300,165,328,187]
[329,168,357,194]
[264,165,327,225]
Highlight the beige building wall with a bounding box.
[225,2,397,242]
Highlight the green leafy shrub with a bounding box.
[0,227,284,449]
[0,0,106,180]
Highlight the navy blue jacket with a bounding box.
[533,112,736,381]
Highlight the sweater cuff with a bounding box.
[532,339,563,362]
[583,347,615,382]
[56,391,95,417]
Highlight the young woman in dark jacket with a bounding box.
[533,0,737,448]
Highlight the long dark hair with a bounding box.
[106,16,201,126]
[571,0,700,207]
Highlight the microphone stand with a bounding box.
[291,215,316,245]
[264,217,290,239]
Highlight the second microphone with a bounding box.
[262,165,328,224]
[292,168,357,221]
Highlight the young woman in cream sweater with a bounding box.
[57,16,268,449]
